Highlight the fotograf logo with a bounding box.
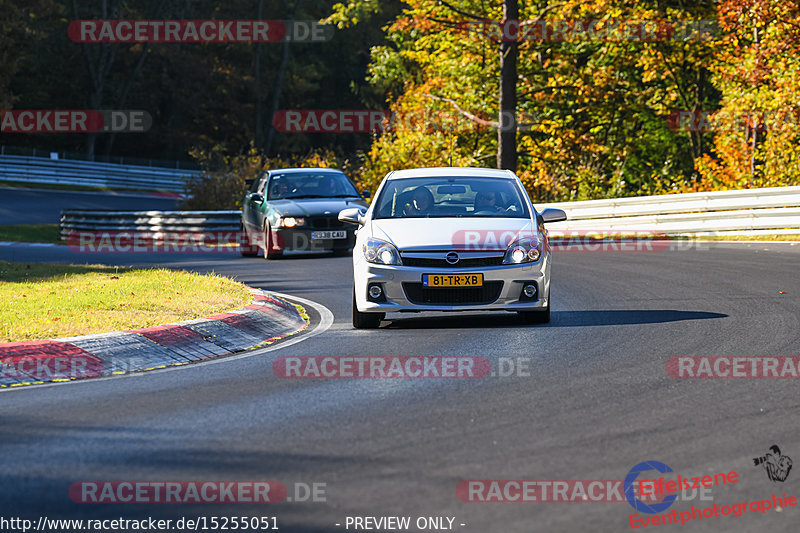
[624,461,677,514]
[753,445,793,482]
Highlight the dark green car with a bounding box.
[241,168,369,258]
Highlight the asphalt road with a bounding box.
[0,187,181,225]
[1,242,799,532]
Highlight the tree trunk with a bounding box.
[497,0,518,171]
[254,0,265,149]
[265,0,303,155]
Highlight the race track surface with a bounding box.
[1,242,799,532]
[0,187,181,225]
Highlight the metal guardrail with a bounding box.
[1,154,203,193]
[539,186,800,236]
[58,185,800,242]
[60,210,240,240]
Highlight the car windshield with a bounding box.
[373,177,530,219]
[267,172,359,200]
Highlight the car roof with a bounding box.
[268,168,345,175]
[385,167,517,180]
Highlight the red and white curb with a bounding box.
[0,289,309,388]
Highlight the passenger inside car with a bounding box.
[270,181,290,199]
[474,190,504,212]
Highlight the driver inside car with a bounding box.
[319,176,342,196]
[402,186,435,216]
[474,190,503,212]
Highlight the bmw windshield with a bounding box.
[267,172,360,200]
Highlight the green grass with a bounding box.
[0,261,253,342]
[0,224,61,244]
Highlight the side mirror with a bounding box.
[339,207,365,226]
[540,208,567,224]
[250,193,264,204]
[361,189,371,199]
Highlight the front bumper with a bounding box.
[272,227,356,253]
[354,258,550,313]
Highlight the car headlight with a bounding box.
[280,217,305,228]
[363,238,402,265]
[503,232,543,264]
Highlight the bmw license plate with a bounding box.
[422,273,483,287]
[311,230,346,240]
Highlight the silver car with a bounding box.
[339,167,567,329]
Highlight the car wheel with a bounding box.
[518,299,550,324]
[263,222,282,260]
[352,289,383,329]
[239,224,259,257]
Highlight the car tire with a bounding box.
[263,222,282,260]
[239,224,259,257]
[352,289,383,329]
[518,299,550,324]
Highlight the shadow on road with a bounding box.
[383,309,727,329]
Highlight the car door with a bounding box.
[243,171,269,234]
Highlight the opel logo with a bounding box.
[445,252,460,264]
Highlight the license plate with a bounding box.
[311,230,346,240]
[422,273,483,287]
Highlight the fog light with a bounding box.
[368,285,383,299]
[523,284,537,298]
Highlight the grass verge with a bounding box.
[0,261,252,342]
[0,224,61,244]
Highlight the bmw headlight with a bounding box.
[280,216,305,228]
[502,232,543,264]
[363,238,402,265]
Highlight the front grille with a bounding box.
[307,217,346,230]
[402,281,503,305]
[401,256,504,268]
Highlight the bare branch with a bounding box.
[423,93,498,128]
[438,0,484,22]
[520,3,565,27]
